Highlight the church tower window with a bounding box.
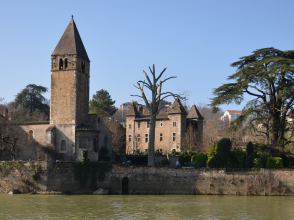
[64,58,68,69]
[59,59,63,70]
[81,61,85,72]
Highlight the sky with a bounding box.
[1,0,294,112]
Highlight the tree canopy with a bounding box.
[89,89,117,118]
[14,84,49,117]
[211,47,294,147]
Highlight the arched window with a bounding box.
[28,130,33,140]
[94,137,99,152]
[61,140,66,151]
[79,137,88,149]
[59,59,63,70]
[64,58,68,69]
[81,61,85,72]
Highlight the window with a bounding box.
[147,122,149,128]
[94,137,99,152]
[129,135,131,142]
[104,136,108,146]
[160,133,163,141]
[173,122,176,127]
[160,122,163,127]
[145,149,148,153]
[28,130,33,140]
[64,58,68,69]
[173,133,176,141]
[79,137,88,148]
[61,140,66,151]
[59,59,63,70]
[138,122,140,128]
[81,61,85,72]
[145,134,149,143]
[129,124,131,129]
[137,134,141,142]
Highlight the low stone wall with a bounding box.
[110,166,294,195]
[1,162,294,195]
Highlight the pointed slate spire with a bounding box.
[52,18,90,61]
[187,104,204,119]
[168,98,187,115]
[126,102,139,117]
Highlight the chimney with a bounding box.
[138,105,143,115]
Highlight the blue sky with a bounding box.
[1,1,293,111]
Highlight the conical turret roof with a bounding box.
[187,104,204,119]
[52,18,89,61]
[168,98,187,115]
[126,102,139,117]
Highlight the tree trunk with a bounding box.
[148,116,156,166]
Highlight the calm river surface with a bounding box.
[0,194,293,219]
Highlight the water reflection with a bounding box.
[0,194,293,219]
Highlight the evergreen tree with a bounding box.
[211,48,294,148]
[89,89,117,118]
[14,84,49,117]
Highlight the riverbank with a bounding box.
[0,161,293,195]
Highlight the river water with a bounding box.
[0,194,293,219]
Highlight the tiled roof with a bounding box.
[126,102,139,116]
[187,104,204,119]
[52,18,89,61]
[168,98,187,115]
[227,110,242,114]
[76,123,96,131]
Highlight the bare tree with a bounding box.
[182,124,203,152]
[132,64,179,166]
[104,119,126,154]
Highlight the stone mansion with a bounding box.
[126,98,204,154]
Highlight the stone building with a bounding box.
[0,18,112,161]
[220,110,242,123]
[125,98,203,154]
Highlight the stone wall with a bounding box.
[1,162,294,195]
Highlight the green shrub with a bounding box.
[254,153,269,168]
[228,148,246,168]
[208,155,224,168]
[31,172,40,181]
[191,153,207,168]
[99,147,109,156]
[216,138,232,167]
[245,155,254,168]
[81,149,88,162]
[207,145,217,161]
[179,150,197,166]
[155,149,163,156]
[246,142,254,156]
[170,149,178,156]
[266,157,283,169]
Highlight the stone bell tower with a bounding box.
[49,17,90,160]
[50,17,90,126]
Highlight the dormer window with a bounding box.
[64,58,68,69]
[59,59,63,69]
